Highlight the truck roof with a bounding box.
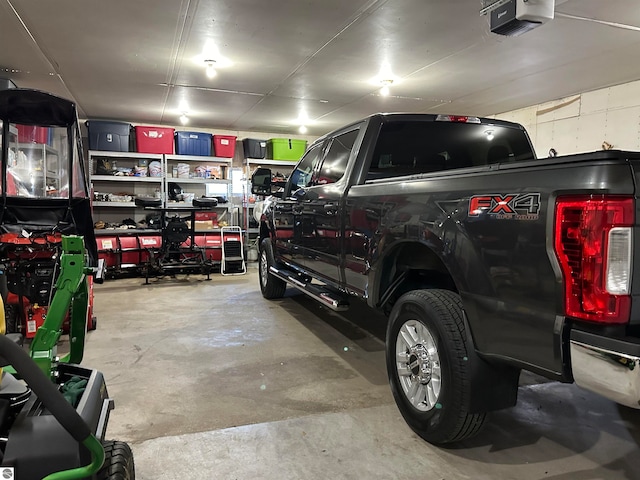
[311,112,527,147]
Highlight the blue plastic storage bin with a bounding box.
[86,120,131,152]
[175,131,212,156]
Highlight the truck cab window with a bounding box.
[366,120,534,181]
[313,128,359,185]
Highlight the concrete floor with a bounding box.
[83,266,640,480]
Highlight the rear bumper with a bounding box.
[570,329,640,409]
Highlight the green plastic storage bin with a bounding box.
[267,138,307,161]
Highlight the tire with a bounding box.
[259,238,286,299]
[97,440,135,480]
[386,289,486,444]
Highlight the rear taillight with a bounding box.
[554,195,634,324]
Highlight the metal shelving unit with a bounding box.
[164,153,233,231]
[14,143,60,195]
[89,150,234,231]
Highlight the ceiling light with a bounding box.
[370,61,399,89]
[205,60,217,79]
[293,109,315,132]
[195,40,233,69]
[180,113,189,125]
[379,79,393,97]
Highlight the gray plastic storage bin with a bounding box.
[86,120,131,152]
[242,138,267,159]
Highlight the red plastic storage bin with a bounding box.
[213,135,237,158]
[17,125,49,144]
[135,126,175,154]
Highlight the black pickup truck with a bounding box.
[251,113,640,445]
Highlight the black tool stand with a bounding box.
[135,197,218,284]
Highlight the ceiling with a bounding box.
[1,0,639,137]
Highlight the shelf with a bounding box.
[246,158,297,166]
[18,143,58,155]
[165,202,232,209]
[93,201,137,208]
[10,167,44,178]
[166,154,232,164]
[91,175,163,183]
[166,177,228,184]
[88,150,163,160]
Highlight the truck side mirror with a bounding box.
[251,167,272,195]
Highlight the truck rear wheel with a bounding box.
[259,238,286,299]
[97,440,135,479]
[386,289,486,444]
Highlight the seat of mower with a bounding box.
[0,371,31,407]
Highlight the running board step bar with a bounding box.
[269,265,349,311]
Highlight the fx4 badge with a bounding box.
[468,193,541,220]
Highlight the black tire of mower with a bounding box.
[386,289,486,444]
[97,440,135,480]
[259,238,286,299]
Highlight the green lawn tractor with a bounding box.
[0,88,134,479]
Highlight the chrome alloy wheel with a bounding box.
[259,249,269,287]
[395,319,442,412]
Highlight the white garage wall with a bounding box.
[495,80,640,158]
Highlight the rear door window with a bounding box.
[312,128,359,185]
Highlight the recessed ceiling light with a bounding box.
[205,60,217,78]
[298,125,308,134]
[194,40,233,69]
[378,79,394,96]
[180,113,189,125]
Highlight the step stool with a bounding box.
[220,226,246,275]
